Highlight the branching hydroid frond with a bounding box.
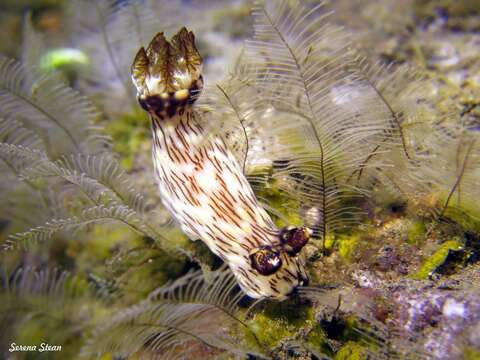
[209,0,404,244]
[81,267,266,359]
[0,143,46,181]
[1,266,87,303]
[0,120,50,232]
[0,144,170,250]
[413,123,480,223]
[24,154,152,214]
[198,77,268,176]
[22,153,170,240]
[0,120,33,149]
[0,56,109,157]
[0,116,44,154]
[2,205,159,251]
[371,114,480,226]
[346,58,428,182]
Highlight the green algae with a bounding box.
[105,110,150,169]
[322,233,360,262]
[246,301,318,349]
[305,323,329,354]
[464,347,480,360]
[256,180,303,228]
[412,239,464,280]
[337,234,360,262]
[87,226,191,299]
[159,226,192,253]
[110,246,187,299]
[40,48,89,72]
[244,301,369,355]
[334,341,367,360]
[443,205,480,234]
[65,225,144,273]
[407,220,427,245]
[248,312,293,349]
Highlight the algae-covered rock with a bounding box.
[247,300,316,349]
[412,239,464,280]
[255,179,304,228]
[334,341,367,360]
[347,266,480,359]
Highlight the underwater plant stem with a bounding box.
[216,84,249,173]
[261,6,328,250]
[440,137,476,217]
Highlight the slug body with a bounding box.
[131,28,309,299]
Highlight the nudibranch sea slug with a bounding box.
[131,27,310,299]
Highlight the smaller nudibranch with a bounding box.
[131,27,311,299]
